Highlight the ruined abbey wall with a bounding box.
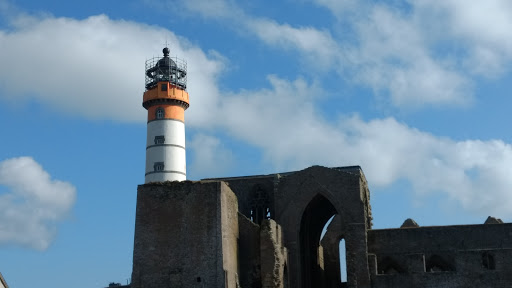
[130,166,512,288]
[367,223,512,288]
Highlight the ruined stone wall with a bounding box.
[369,223,512,254]
[238,213,261,288]
[260,219,287,288]
[128,165,512,288]
[221,184,240,288]
[204,175,276,222]
[368,223,512,288]
[131,181,238,288]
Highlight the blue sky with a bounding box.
[1,0,512,287]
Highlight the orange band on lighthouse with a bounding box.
[147,105,185,122]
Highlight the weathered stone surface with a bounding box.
[238,212,261,288]
[131,181,238,288]
[260,219,287,288]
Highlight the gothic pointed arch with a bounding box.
[249,184,270,224]
[300,193,338,287]
[274,165,372,288]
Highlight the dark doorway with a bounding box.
[300,194,337,287]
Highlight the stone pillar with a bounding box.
[345,223,371,288]
[260,219,287,288]
[322,239,341,288]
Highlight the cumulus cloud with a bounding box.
[412,0,512,77]
[0,13,225,123]
[318,0,512,105]
[1,6,512,219]
[346,119,512,215]
[166,0,512,109]
[5,1,508,113]
[345,5,473,108]
[208,75,512,217]
[0,157,76,250]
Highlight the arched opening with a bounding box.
[155,107,165,119]
[300,194,337,287]
[482,252,495,270]
[426,255,454,272]
[250,185,270,224]
[378,257,404,275]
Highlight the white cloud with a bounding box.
[246,18,341,69]
[2,7,512,219]
[412,0,512,77]
[320,0,512,103]
[0,13,225,123]
[208,75,512,217]
[171,0,512,108]
[339,117,512,215]
[188,134,234,178]
[336,4,473,108]
[0,157,76,250]
[161,0,342,70]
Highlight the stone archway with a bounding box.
[274,166,372,288]
[300,194,337,287]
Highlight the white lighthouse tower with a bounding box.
[143,47,189,183]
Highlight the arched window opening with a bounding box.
[156,107,165,119]
[482,252,496,270]
[426,255,454,272]
[249,185,270,224]
[339,239,347,283]
[379,257,404,275]
[300,194,337,287]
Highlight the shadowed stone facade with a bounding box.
[130,165,512,288]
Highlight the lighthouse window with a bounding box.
[155,136,165,145]
[154,162,165,171]
[156,108,165,119]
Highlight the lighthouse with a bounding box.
[143,47,189,183]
